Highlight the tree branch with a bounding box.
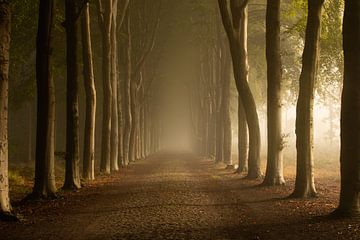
[96,0,105,28]
[218,0,234,39]
[117,0,130,31]
[131,8,160,80]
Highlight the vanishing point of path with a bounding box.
[2,152,360,240]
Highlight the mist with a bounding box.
[1,0,359,239]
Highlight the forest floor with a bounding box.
[1,152,359,240]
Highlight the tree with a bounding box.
[218,0,262,179]
[237,95,248,173]
[127,0,160,163]
[29,0,57,199]
[221,44,232,167]
[117,0,130,168]
[262,0,285,186]
[63,0,81,190]
[81,1,96,180]
[333,0,360,217]
[236,7,248,175]
[290,0,325,198]
[122,9,132,166]
[97,0,113,174]
[0,0,15,220]
[110,0,119,171]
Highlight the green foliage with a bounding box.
[282,0,344,106]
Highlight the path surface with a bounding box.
[2,152,360,239]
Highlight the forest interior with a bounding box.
[0,0,360,239]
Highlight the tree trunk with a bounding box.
[140,102,146,159]
[215,111,224,163]
[262,0,285,186]
[222,48,232,166]
[31,0,57,199]
[129,79,137,162]
[144,102,150,157]
[118,79,124,166]
[237,96,248,173]
[110,0,119,172]
[218,1,262,178]
[64,0,81,190]
[123,12,132,166]
[81,2,96,181]
[334,0,360,217]
[0,1,12,217]
[207,109,216,159]
[291,0,324,198]
[97,0,113,174]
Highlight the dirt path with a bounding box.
[1,152,360,240]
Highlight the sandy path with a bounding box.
[2,152,359,240]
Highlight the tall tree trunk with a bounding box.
[215,111,224,163]
[136,114,141,159]
[237,96,248,173]
[123,12,132,166]
[31,0,57,199]
[291,0,324,198]
[110,0,119,172]
[64,0,81,190]
[222,48,232,166]
[236,6,261,179]
[207,109,216,158]
[81,2,96,180]
[202,104,209,155]
[140,102,146,159]
[263,0,285,186]
[218,1,262,178]
[334,0,360,217]
[97,0,113,174]
[145,102,152,157]
[118,79,124,166]
[129,79,137,162]
[116,0,129,168]
[0,1,13,218]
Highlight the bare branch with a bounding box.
[218,0,234,39]
[117,0,130,31]
[131,6,160,80]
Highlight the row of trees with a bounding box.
[0,0,163,219]
[0,0,359,220]
[213,0,360,217]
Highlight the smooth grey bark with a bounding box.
[97,0,113,174]
[218,0,261,178]
[262,0,285,186]
[117,0,130,168]
[110,0,119,171]
[123,11,132,166]
[140,99,146,159]
[215,110,224,163]
[118,76,124,166]
[63,0,81,190]
[222,48,232,166]
[128,74,138,162]
[31,0,57,199]
[81,2,96,180]
[291,0,324,198]
[237,96,248,174]
[333,0,360,217]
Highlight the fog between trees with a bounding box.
[0,0,359,224]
